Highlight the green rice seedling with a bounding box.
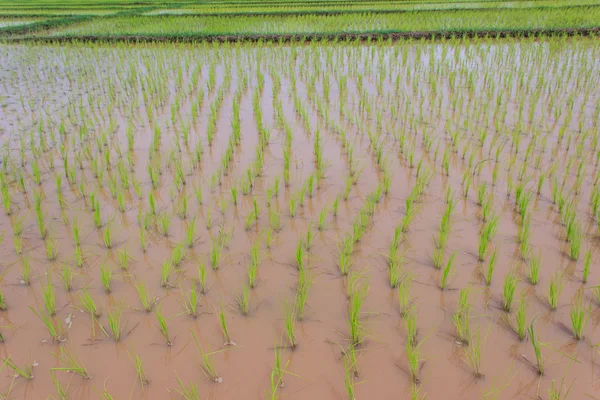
[135,283,154,312]
[42,273,56,316]
[288,196,299,217]
[343,177,352,200]
[13,233,23,255]
[338,245,351,276]
[196,261,207,294]
[117,248,132,270]
[548,272,564,310]
[248,246,259,289]
[1,357,33,380]
[295,266,313,320]
[245,210,257,231]
[528,250,541,285]
[283,302,297,349]
[2,186,11,216]
[148,191,157,216]
[464,326,485,378]
[181,286,198,318]
[570,295,590,340]
[236,285,250,316]
[191,331,221,383]
[398,273,413,317]
[103,224,114,249]
[477,184,487,206]
[453,287,471,345]
[349,283,369,346]
[158,213,171,237]
[537,173,545,195]
[305,225,314,250]
[548,376,574,400]
[583,249,591,283]
[296,240,305,270]
[156,306,172,346]
[175,375,200,400]
[568,221,582,261]
[107,305,124,341]
[515,293,528,341]
[129,352,148,389]
[219,306,235,346]
[318,207,327,231]
[332,195,340,217]
[117,191,126,213]
[502,270,518,312]
[72,218,80,247]
[31,305,63,341]
[388,253,403,289]
[171,244,185,267]
[21,257,31,285]
[51,369,67,399]
[59,263,73,292]
[45,239,59,261]
[0,290,5,311]
[53,347,91,379]
[161,260,173,288]
[185,216,197,248]
[194,185,203,206]
[405,309,418,347]
[269,208,282,231]
[178,195,188,219]
[100,263,113,294]
[139,227,147,252]
[528,320,544,375]
[343,356,355,400]
[411,381,425,400]
[80,289,100,318]
[483,248,497,286]
[440,253,456,290]
[265,228,273,250]
[209,239,222,270]
[406,339,423,384]
[93,200,102,228]
[230,187,238,206]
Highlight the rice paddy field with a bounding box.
[1,1,600,400]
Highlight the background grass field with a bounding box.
[1,0,599,40]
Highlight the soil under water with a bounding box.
[0,37,599,399]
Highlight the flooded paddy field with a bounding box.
[0,36,599,399]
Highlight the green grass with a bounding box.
[31,7,600,40]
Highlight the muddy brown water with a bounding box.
[0,37,599,399]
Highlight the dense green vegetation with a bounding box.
[0,0,599,40]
